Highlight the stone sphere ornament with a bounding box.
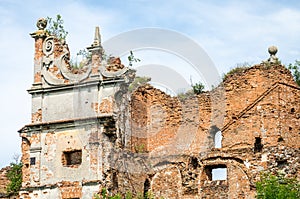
[268,45,278,56]
[265,45,279,64]
[36,18,47,30]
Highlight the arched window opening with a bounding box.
[143,178,151,198]
[214,131,222,148]
[209,126,222,149]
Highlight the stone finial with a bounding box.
[266,45,279,64]
[36,18,47,30]
[92,26,101,47]
[30,18,48,38]
[87,26,103,59]
[268,46,278,56]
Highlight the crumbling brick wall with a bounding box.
[130,85,181,153]
[0,167,19,199]
[127,63,300,199]
[0,166,10,198]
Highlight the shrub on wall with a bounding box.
[6,162,22,196]
[256,172,300,199]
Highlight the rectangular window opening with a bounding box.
[254,137,263,153]
[204,165,227,181]
[30,157,36,165]
[212,168,227,181]
[62,150,82,166]
[276,159,288,169]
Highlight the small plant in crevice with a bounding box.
[94,188,157,199]
[134,143,146,153]
[190,77,205,94]
[263,60,282,70]
[128,76,151,92]
[192,82,205,94]
[222,62,252,81]
[70,48,92,69]
[176,82,205,101]
[46,14,68,40]
[128,51,141,67]
[177,89,194,100]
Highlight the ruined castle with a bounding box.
[17,18,300,199]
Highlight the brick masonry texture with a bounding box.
[127,64,299,198]
[0,167,10,198]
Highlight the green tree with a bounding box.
[6,162,22,196]
[288,60,300,86]
[256,172,300,199]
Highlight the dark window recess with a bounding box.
[30,157,36,165]
[62,150,82,166]
[291,108,295,113]
[112,172,118,188]
[190,157,198,169]
[277,159,288,169]
[278,137,284,142]
[254,137,263,153]
[143,179,151,198]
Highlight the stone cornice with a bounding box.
[27,78,126,95]
[18,115,114,134]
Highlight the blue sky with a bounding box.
[1,0,300,167]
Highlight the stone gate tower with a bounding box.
[18,18,133,198]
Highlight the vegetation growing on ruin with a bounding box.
[222,62,251,81]
[177,89,194,100]
[288,60,300,86]
[70,48,92,69]
[128,51,141,67]
[191,82,205,94]
[46,14,68,40]
[128,76,151,92]
[222,60,300,87]
[94,188,157,199]
[256,172,300,199]
[6,162,22,196]
[134,143,146,153]
[176,81,205,101]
